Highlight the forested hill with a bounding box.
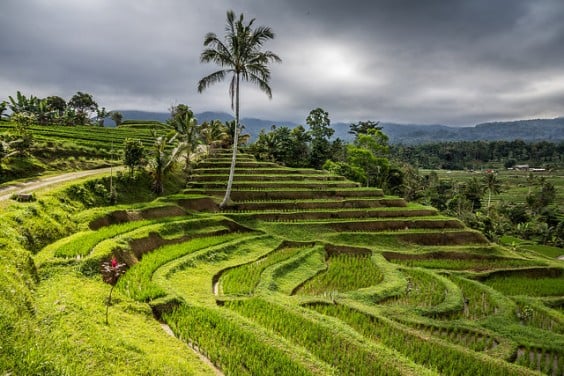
[379,117,564,144]
[118,110,564,144]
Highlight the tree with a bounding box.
[349,120,381,137]
[346,128,390,187]
[10,112,35,155]
[200,119,228,155]
[148,133,177,195]
[8,91,40,114]
[248,124,311,167]
[400,163,425,201]
[483,172,502,208]
[0,141,6,173]
[198,10,281,208]
[35,99,51,125]
[223,120,250,148]
[123,138,145,177]
[110,111,123,127]
[307,108,333,169]
[0,101,8,121]
[462,177,484,212]
[45,96,67,117]
[527,179,556,214]
[288,125,311,167]
[68,91,98,125]
[96,107,109,127]
[249,126,280,162]
[168,104,201,174]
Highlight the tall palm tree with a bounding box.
[483,172,502,208]
[198,10,281,208]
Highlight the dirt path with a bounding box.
[0,166,122,201]
[160,323,224,376]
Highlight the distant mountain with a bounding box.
[119,110,170,123]
[116,110,299,138]
[378,117,564,144]
[113,110,564,144]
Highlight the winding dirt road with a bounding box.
[0,166,122,202]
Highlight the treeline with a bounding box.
[246,114,562,247]
[0,90,123,127]
[392,140,564,170]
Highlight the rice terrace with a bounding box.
[1,140,562,374]
[1,5,564,376]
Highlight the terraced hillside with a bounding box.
[32,150,564,375]
[187,151,488,246]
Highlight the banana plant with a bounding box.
[8,91,39,114]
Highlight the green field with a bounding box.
[423,168,564,206]
[1,149,563,375]
[0,121,167,182]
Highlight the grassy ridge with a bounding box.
[1,148,562,375]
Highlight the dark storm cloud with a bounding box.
[1,0,563,125]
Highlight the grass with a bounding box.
[307,301,533,376]
[500,235,564,258]
[163,304,320,375]
[387,257,546,271]
[32,270,214,376]
[219,245,307,296]
[482,274,564,297]
[119,233,245,301]
[3,148,563,375]
[225,298,417,376]
[422,168,564,208]
[295,253,384,295]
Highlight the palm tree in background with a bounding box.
[200,120,228,156]
[224,120,251,148]
[169,105,200,174]
[198,10,281,208]
[483,172,502,208]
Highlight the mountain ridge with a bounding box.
[115,110,564,144]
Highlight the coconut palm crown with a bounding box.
[198,10,281,208]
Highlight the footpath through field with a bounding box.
[0,166,122,202]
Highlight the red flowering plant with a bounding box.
[100,256,127,324]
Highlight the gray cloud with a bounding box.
[1,0,563,125]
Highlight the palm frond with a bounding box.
[198,70,229,93]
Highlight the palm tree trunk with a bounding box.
[220,73,240,208]
[488,189,492,208]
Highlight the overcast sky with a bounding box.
[1,0,563,126]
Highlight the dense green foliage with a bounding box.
[391,140,564,170]
[1,90,562,376]
[1,147,562,375]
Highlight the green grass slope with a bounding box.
[1,149,562,375]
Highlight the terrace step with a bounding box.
[202,156,257,163]
[208,151,253,157]
[229,198,408,210]
[271,218,465,232]
[227,208,438,222]
[188,181,361,189]
[196,161,279,169]
[327,230,489,245]
[184,188,384,201]
[398,231,490,245]
[190,174,348,182]
[191,167,327,175]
